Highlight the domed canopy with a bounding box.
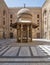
[17,8,32,16]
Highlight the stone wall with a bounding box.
[0,0,42,39]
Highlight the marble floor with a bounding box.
[0,45,49,57]
[0,45,50,65]
[0,39,50,65]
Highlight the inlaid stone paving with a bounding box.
[0,45,50,65]
[0,39,50,65]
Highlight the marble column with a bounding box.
[27,25,29,42]
[17,25,18,42]
[21,24,23,43]
[31,25,32,42]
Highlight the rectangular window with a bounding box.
[3,21,5,25]
[10,14,13,18]
[3,10,6,16]
[37,20,39,22]
[3,18,5,25]
[10,20,12,23]
[37,14,39,18]
[37,20,39,25]
[10,20,12,26]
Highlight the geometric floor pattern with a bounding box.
[0,45,50,65]
[0,39,50,65]
[0,45,49,57]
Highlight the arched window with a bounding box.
[43,10,47,24]
[43,10,47,16]
[3,10,6,16]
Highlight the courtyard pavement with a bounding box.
[0,39,50,65]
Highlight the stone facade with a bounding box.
[42,0,50,39]
[0,0,43,39]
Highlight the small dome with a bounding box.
[17,8,31,16]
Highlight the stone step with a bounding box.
[0,57,50,62]
[0,63,50,65]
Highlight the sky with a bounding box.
[4,0,46,7]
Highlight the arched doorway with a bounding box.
[10,32,13,38]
